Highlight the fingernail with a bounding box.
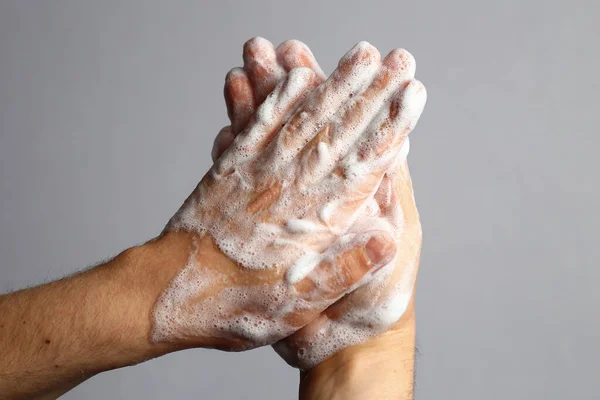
[365,234,396,267]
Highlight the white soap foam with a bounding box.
[276,39,327,82]
[319,200,339,227]
[286,251,320,285]
[286,218,322,234]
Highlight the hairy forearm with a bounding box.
[299,300,416,400]
[0,236,188,399]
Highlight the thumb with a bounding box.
[292,231,396,301]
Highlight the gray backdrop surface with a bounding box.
[0,1,598,399]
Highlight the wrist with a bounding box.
[299,300,416,400]
[111,231,202,360]
[124,230,242,353]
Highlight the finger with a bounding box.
[291,231,396,301]
[348,79,427,172]
[276,39,327,83]
[243,37,285,105]
[211,125,235,162]
[297,48,416,186]
[272,41,381,162]
[224,67,256,135]
[324,79,425,221]
[214,67,318,175]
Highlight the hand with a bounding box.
[215,38,425,369]
[152,39,425,352]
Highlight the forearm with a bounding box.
[299,300,416,400]
[0,235,189,399]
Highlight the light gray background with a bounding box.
[0,1,597,399]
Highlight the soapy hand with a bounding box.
[152,39,425,352]
[215,38,425,369]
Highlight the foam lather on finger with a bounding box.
[276,39,327,82]
[243,37,286,104]
[224,67,255,135]
[215,66,317,174]
[338,78,426,182]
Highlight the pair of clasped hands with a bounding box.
[0,37,426,400]
[153,37,426,370]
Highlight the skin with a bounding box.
[217,38,424,398]
[0,40,425,400]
